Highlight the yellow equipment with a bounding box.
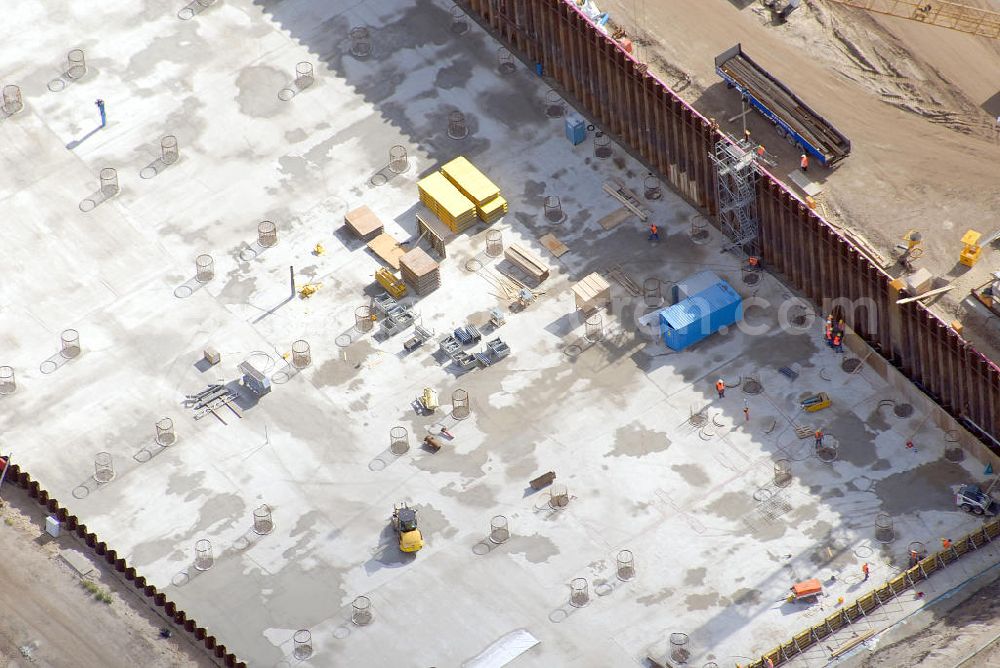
[313,242,325,255]
[825,1,1000,41]
[298,282,322,298]
[375,267,407,299]
[959,229,983,267]
[801,392,831,413]
[392,504,423,553]
[420,387,439,412]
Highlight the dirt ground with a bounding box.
[0,483,215,668]
[603,0,1000,362]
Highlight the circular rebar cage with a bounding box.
[485,229,503,257]
[569,578,589,607]
[497,47,515,74]
[257,220,278,247]
[549,483,569,509]
[644,175,662,200]
[388,145,408,174]
[489,515,510,544]
[194,539,214,571]
[447,110,468,139]
[543,195,564,223]
[544,90,564,118]
[195,254,214,283]
[60,329,81,358]
[352,595,373,626]
[94,452,115,483]
[669,632,690,663]
[155,417,176,446]
[295,61,314,88]
[389,426,409,455]
[253,504,274,535]
[643,277,662,309]
[944,446,965,462]
[585,312,604,342]
[100,168,119,197]
[616,549,635,581]
[690,214,710,243]
[875,512,894,543]
[292,630,313,659]
[355,305,374,332]
[161,135,179,165]
[350,27,372,58]
[594,132,612,159]
[0,366,15,395]
[774,459,792,487]
[450,5,469,34]
[816,439,838,463]
[2,85,23,115]
[291,339,312,369]
[451,389,470,419]
[67,49,87,79]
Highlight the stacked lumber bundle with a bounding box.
[417,172,477,233]
[400,247,441,295]
[441,156,508,224]
[344,205,384,241]
[504,243,549,282]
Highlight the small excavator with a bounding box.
[392,503,424,553]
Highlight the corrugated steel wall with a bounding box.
[467,0,1000,451]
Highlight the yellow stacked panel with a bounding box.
[478,195,508,224]
[417,172,476,233]
[440,156,507,224]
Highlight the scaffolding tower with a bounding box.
[710,137,761,259]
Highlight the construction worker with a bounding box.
[756,144,766,157]
[765,658,774,668]
[800,154,809,172]
[743,405,750,422]
[648,224,659,241]
[942,538,952,550]
[824,323,833,347]
[744,128,752,143]
[832,333,843,353]
[909,549,920,567]
[748,256,760,271]
[862,562,870,581]
[814,429,824,448]
[95,98,107,128]
[715,379,726,398]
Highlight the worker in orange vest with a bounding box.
[814,429,824,448]
[832,333,843,353]
[800,154,809,171]
[756,144,766,157]
[715,379,726,398]
[862,562,870,581]
[942,538,952,550]
[648,224,659,241]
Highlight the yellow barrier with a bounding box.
[745,517,1000,667]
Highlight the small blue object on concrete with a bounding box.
[565,114,586,146]
[535,63,543,77]
[95,98,106,128]
[986,463,994,475]
[659,280,742,351]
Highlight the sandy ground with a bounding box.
[0,485,215,668]
[604,0,1000,361]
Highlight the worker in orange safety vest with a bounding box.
[800,154,809,171]
[648,224,659,241]
[715,379,726,398]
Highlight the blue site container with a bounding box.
[565,115,586,145]
[659,280,742,351]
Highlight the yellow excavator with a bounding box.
[823,1,1000,40]
[392,503,423,553]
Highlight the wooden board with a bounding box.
[504,243,549,282]
[597,207,633,230]
[344,205,384,239]
[400,247,439,277]
[539,233,569,258]
[367,233,406,270]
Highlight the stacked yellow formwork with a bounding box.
[417,171,477,233]
[440,156,508,225]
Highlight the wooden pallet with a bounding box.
[504,243,549,282]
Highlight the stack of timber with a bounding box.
[441,156,508,224]
[504,243,549,282]
[400,247,441,295]
[417,171,477,233]
[343,205,384,241]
